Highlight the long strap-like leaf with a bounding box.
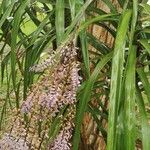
[107,10,131,150]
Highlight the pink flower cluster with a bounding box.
[29,51,58,72]
[49,106,75,150]
[0,41,81,149]
[50,124,73,150]
[0,134,29,150]
[21,42,80,117]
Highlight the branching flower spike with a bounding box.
[0,40,81,150]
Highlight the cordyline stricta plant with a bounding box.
[0,0,150,150]
[0,38,81,149]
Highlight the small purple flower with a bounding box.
[0,41,81,150]
[21,93,34,113]
[0,134,29,150]
[49,127,72,150]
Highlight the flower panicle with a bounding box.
[0,40,81,150]
[21,41,80,115]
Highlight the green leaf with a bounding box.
[87,105,107,140]
[87,32,110,54]
[55,0,65,46]
[136,87,150,150]
[139,39,150,55]
[79,31,90,78]
[0,0,10,15]
[107,10,132,150]
[137,68,150,104]
[124,45,136,150]
[11,0,29,90]
[0,0,16,29]
[76,0,90,78]
[64,0,93,38]
[123,1,138,148]
[69,0,76,20]
[28,13,52,47]
[140,3,150,15]
[79,14,118,31]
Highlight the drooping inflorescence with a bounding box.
[0,40,81,150]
